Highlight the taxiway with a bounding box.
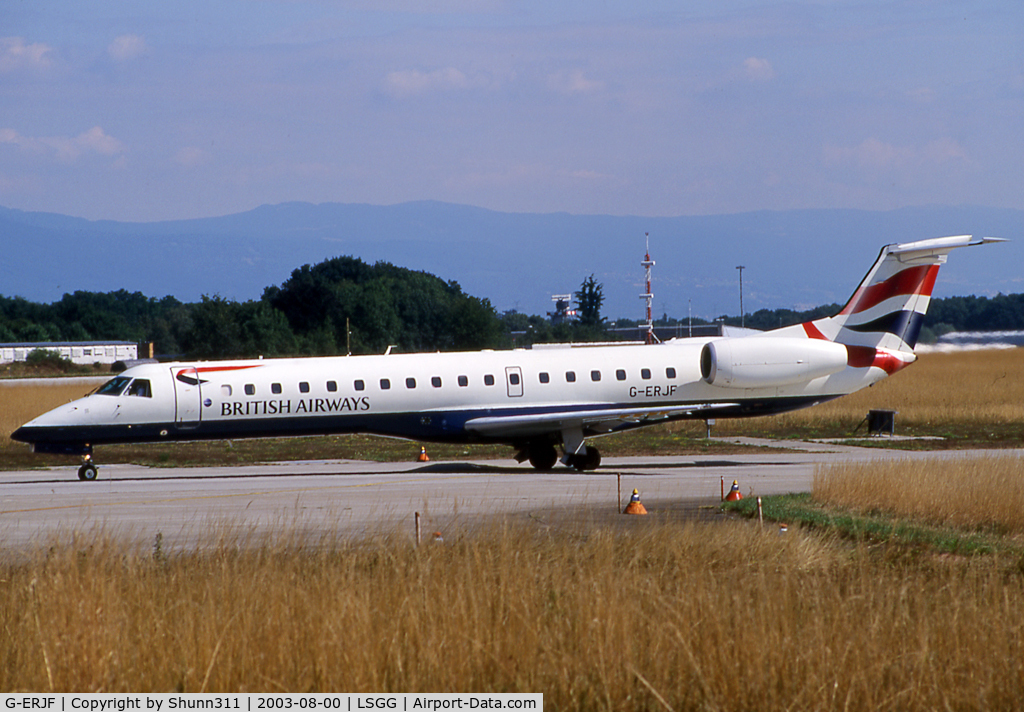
[2,440,1020,553]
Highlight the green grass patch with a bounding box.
[723,492,1022,556]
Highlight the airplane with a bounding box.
[12,235,1003,481]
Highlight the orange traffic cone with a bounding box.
[418,446,430,462]
[623,488,648,515]
[725,480,743,501]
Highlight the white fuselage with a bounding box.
[14,336,883,455]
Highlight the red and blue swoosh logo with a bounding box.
[175,364,262,386]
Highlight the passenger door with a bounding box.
[172,366,203,428]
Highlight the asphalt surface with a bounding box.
[2,440,1021,553]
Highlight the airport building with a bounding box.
[0,341,138,366]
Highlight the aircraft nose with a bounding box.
[10,425,33,444]
[10,401,88,445]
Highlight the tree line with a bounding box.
[1,255,1022,359]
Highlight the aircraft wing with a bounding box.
[463,402,738,439]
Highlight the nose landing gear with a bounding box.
[78,454,98,481]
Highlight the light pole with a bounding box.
[736,265,745,328]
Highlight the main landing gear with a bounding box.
[515,442,602,472]
[565,446,601,472]
[78,455,98,481]
[524,443,558,471]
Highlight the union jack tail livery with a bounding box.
[794,235,1005,374]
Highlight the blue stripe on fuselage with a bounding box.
[11,395,834,451]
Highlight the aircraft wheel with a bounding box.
[78,463,98,481]
[572,447,602,472]
[528,444,558,471]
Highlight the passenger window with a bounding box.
[406,378,417,389]
[245,384,255,396]
[591,370,601,382]
[458,375,469,387]
[128,379,151,397]
[354,380,365,391]
[666,367,677,379]
[380,379,391,390]
[431,377,442,388]
[327,381,337,392]
[271,383,282,394]
[299,382,310,393]
[509,373,520,386]
[566,371,576,383]
[539,372,550,384]
[221,385,232,397]
[616,369,626,381]
[641,369,652,380]
[484,374,495,386]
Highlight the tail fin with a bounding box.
[802,236,1004,353]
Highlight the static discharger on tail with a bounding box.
[11,235,1005,481]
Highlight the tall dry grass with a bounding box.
[2,522,1023,707]
[814,455,1024,533]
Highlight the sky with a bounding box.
[2,1,1023,223]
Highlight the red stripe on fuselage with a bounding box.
[175,364,264,376]
[838,265,938,316]
[194,364,263,374]
[175,364,263,385]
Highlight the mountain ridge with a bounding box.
[3,202,1020,320]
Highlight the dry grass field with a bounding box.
[814,454,1024,534]
[2,521,1023,706]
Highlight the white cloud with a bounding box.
[569,169,611,180]
[384,67,470,97]
[173,146,206,167]
[742,57,775,82]
[825,137,912,169]
[0,126,125,162]
[547,69,604,95]
[922,136,968,164]
[75,126,124,156]
[908,86,936,102]
[0,37,54,73]
[823,137,969,170]
[108,34,148,62]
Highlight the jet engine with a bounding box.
[700,337,849,389]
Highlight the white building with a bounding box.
[0,341,138,366]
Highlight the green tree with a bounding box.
[183,296,299,359]
[569,274,608,341]
[575,274,605,328]
[265,255,504,353]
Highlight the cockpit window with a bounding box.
[95,376,131,396]
[127,379,152,398]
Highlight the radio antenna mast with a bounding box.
[640,233,657,344]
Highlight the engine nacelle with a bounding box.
[700,337,849,389]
